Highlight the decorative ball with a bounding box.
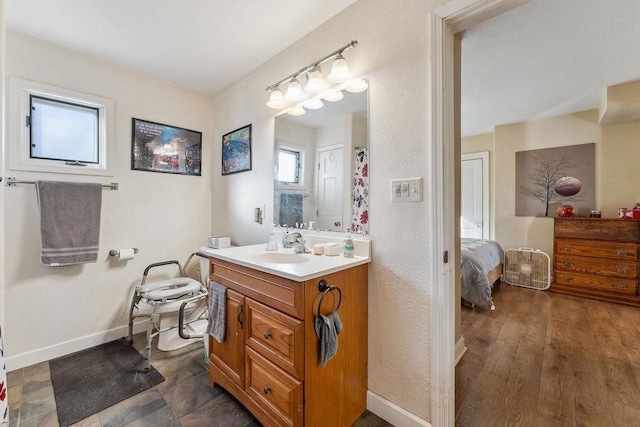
[554,176,582,197]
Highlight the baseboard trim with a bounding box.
[367,390,431,427]
[5,321,149,372]
[455,334,467,365]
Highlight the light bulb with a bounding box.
[305,66,327,93]
[284,77,305,102]
[266,89,285,108]
[346,78,368,93]
[328,54,352,83]
[287,106,306,116]
[322,90,344,102]
[303,98,323,109]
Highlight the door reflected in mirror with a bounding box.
[274,88,368,233]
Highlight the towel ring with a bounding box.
[317,279,342,314]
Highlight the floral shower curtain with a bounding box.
[351,147,369,234]
[1,326,7,424]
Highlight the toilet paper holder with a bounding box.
[109,248,139,257]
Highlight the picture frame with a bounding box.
[222,124,252,175]
[131,118,202,176]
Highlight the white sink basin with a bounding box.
[251,252,310,264]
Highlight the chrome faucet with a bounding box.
[285,232,310,254]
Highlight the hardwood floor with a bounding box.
[456,281,640,427]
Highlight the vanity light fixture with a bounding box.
[287,105,306,116]
[346,78,368,93]
[284,77,305,102]
[322,89,344,102]
[265,40,361,111]
[266,88,286,108]
[302,98,324,110]
[305,65,327,93]
[327,53,352,83]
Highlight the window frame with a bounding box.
[8,77,114,176]
[276,144,305,188]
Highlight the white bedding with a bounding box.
[461,238,504,309]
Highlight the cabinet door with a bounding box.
[211,289,245,386]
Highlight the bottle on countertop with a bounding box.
[343,227,354,258]
[266,224,278,251]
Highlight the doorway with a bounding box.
[429,1,528,425]
[461,151,489,239]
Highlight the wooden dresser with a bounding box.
[207,257,368,427]
[552,217,640,306]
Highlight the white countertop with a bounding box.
[197,239,370,282]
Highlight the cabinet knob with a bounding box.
[617,249,629,256]
[564,246,574,252]
[613,283,629,290]
[264,330,272,339]
[563,261,574,267]
[563,275,573,282]
[615,267,628,273]
[263,386,271,394]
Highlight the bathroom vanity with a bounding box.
[198,239,370,427]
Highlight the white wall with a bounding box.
[210,0,441,422]
[0,0,6,332]
[4,32,214,368]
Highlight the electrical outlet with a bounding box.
[392,183,402,199]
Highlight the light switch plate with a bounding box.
[391,177,423,202]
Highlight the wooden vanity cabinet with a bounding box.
[207,258,368,427]
[551,218,640,306]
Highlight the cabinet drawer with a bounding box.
[210,259,303,319]
[555,271,637,295]
[555,239,638,261]
[555,255,637,279]
[246,347,302,427]
[246,299,304,379]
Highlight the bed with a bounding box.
[461,238,504,309]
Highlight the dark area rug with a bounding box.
[50,338,164,426]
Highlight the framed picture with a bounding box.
[131,118,202,176]
[222,124,252,175]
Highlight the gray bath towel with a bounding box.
[207,281,227,343]
[36,181,102,266]
[314,310,343,367]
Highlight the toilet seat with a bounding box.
[139,277,202,301]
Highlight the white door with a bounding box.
[461,152,489,239]
[316,147,343,231]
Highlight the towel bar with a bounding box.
[4,177,118,190]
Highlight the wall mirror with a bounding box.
[273,87,368,233]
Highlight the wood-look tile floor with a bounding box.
[456,281,640,427]
[6,332,390,427]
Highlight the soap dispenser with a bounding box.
[266,225,278,251]
[282,226,293,248]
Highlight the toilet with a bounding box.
[134,258,210,352]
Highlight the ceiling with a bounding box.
[461,0,640,136]
[6,0,640,137]
[5,0,357,95]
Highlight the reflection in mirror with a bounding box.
[274,88,368,233]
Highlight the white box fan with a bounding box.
[504,247,551,290]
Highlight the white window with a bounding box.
[8,77,114,176]
[277,146,304,186]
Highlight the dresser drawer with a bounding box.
[554,218,640,242]
[555,255,637,279]
[555,239,638,261]
[555,271,637,295]
[246,347,302,427]
[246,298,304,379]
